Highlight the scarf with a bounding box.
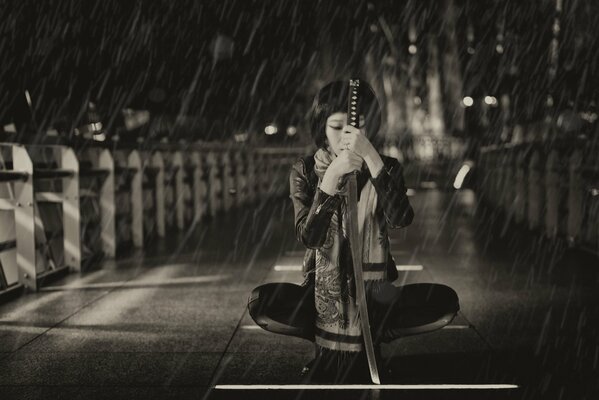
[312,148,389,357]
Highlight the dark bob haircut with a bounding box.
[309,80,382,149]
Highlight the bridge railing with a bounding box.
[478,136,599,255]
[0,140,310,298]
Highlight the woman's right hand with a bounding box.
[319,151,363,195]
[330,150,363,177]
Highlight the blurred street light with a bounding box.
[484,96,498,106]
[264,124,278,135]
[286,126,297,136]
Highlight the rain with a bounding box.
[0,1,598,399]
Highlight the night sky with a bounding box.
[1,0,597,142]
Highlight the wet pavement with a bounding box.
[0,190,597,400]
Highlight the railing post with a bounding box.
[173,151,185,230]
[207,151,221,217]
[222,151,234,212]
[129,150,143,247]
[98,149,116,258]
[191,151,204,223]
[151,151,165,238]
[11,145,36,290]
[234,150,247,207]
[60,147,81,271]
[246,150,256,204]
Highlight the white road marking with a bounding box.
[242,324,470,332]
[273,265,302,272]
[274,265,422,272]
[396,265,423,271]
[287,249,412,255]
[215,384,519,390]
[442,325,470,330]
[40,274,230,291]
[240,325,263,330]
[239,325,470,332]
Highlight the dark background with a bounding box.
[1,0,597,144]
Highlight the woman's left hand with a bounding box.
[339,124,385,178]
[339,124,376,159]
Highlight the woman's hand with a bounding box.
[319,151,363,195]
[330,150,363,177]
[339,124,385,178]
[339,124,375,159]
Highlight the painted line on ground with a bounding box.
[396,265,424,271]
[240,325,264,330]
[287,249,412,255]
[273,265,302,272]
[274,265,423,272]
[214,384,519,390]
[442,325,470,330]
[240,325,469,332]
[40,275,231,291]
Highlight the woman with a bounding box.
[248,80,459,383]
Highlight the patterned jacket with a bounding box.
[289,153,414,283]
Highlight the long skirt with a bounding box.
[248,280,460,382]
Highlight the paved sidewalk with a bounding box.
[0,192,597,400]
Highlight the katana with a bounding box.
[346,78,380,385]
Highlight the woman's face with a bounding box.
[325,112,366,156]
